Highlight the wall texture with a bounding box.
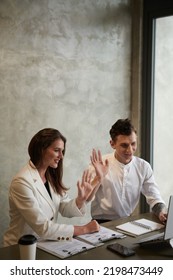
[0,0,131,244]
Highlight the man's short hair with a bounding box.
[109,118,137,141]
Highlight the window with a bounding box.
[141,0,173,211]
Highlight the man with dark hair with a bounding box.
[91,118,167,224]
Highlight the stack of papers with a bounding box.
[37,238,94,259]
[37,226,126,258]
[77,226,125,245]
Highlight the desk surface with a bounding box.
[1,212,173,260]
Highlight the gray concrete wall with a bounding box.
[0,0,131,244]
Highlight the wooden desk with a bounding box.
[1,212,173,260]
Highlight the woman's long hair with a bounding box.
[28,128,68,195]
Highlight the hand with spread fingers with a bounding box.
[90,149,109,182]
[76,149,109,207]
[76,169,93,208]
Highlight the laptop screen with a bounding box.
[164,195,173,240]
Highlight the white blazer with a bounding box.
[3,161,86,246]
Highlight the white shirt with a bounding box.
[91,153,164,220]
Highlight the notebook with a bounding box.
[116,218,164,237]
[138,195,173,248]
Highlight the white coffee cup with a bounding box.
[18,235,37,260]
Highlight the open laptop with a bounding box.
[138,195,173,248]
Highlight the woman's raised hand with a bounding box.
[76,169,94,208]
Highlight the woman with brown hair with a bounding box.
[3,128,109,246]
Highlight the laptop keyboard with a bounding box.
[139,239,170,248]
[138,232,169,249]
[138,232,164,243]
[138,233,170,248]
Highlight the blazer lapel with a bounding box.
[28,161,56,215]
